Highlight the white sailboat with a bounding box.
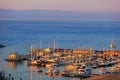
[27,44,41,66]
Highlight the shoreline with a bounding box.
[0,44,5,48]
[84,74,120,80]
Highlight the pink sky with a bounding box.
[0,0,120,13]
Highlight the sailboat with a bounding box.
[27,44,41,66]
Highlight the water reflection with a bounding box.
[30,66,33,80]
[29,65,41,71]
[8,61,23,69]
[29,65,42,80]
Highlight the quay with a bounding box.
[84,74,120,80]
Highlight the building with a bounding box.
[73,48,94,55]
[104,50,120,56]
[8,52,18,59]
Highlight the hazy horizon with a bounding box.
[0,8,120,21]
[0,0,120,20]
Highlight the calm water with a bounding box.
[0,20,120,80]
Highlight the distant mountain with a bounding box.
[0,9,120,21]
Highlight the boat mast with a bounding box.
[54,40,56,52]
[40,39,42,49]
[31,44,33,59]
[110,41,116,56]
[110,41,115,50]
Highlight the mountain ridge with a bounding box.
[0,9,120,21]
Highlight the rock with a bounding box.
[0,44,5,48]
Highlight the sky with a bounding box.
[0,0,120,13]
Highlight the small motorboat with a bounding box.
[37,69,43,73]
[27,59,41,66]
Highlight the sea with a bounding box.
[0,20,120,80]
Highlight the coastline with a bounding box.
[0,44,5,48]
[84,74,120,80]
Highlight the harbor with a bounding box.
[2,41,120,80]
[0,21,120,80]
[1,0,120,79]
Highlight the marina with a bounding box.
[3,42,120,80]
[0,21,120,80]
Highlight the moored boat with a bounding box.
[61,64,92,77]
[44,67,60,76]
[27,59,41,66]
